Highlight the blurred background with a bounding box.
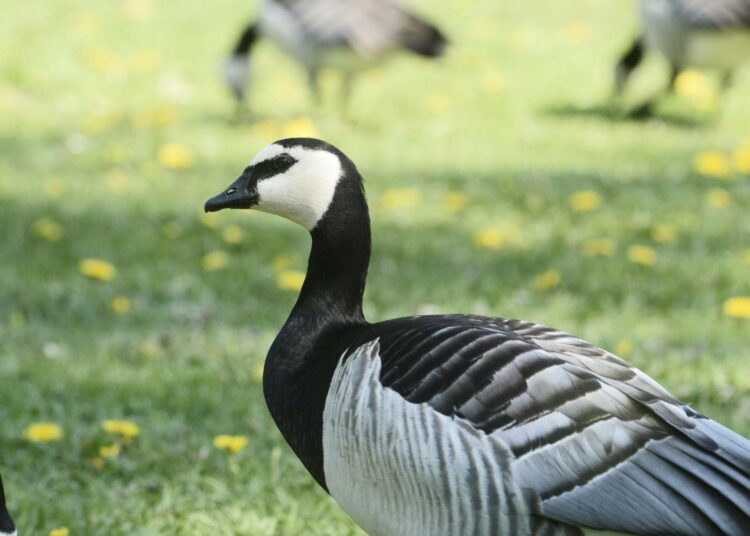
[1,0,749,534]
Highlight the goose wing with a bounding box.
[274,0,446,56]
[671,0,750,29]
[348,314,750,535]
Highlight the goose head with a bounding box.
[205,138,361,231]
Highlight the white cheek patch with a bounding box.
[254,145,342,230]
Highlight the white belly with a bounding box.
[322,341,573,536]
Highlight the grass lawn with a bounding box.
[2,0,750,533]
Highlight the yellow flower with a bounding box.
[277,270,306,292]
[563,21,592,44]
[568,190,602,213]
[49,528,70,536]
[380,188,422,211]
[83,47,121,75]
[132,104,176,129]
[581,238,615,257]
[24,422,63,443]
[102,419,141,439]
[111,296,132,315]
[202,250,230,271]
[221,225,245,245]
[199,213,220,229]
[734,145,750,174]
[474,227,505,250]
[213,434,249,454]
[272,255,292,272]
[482,71,505,94]
[45,178,65,198]
[627,245,657,266]
[79,258,117,282]
[533,270,561,291]
[442,192,469,213]
[427,94,452,115]
[615,339,633,357]
[651,224,678,244]
[33,218,64,241]
[124,0,154,22]
[281,118,319,138]
[158,143,195,169]
[106,169,128,195]
[162,221,182,240]
[694,151,732,179]
[675,70,715,98]
[743,249,750,265]
[706,188,731,208]
[723,297,750,319]
[129,49,161,73]
[99,443,121,459]
[251,361,264,384]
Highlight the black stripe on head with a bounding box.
[246,153,298,182]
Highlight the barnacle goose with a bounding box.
[205,138,750,536]
[0,476,16,536]
[615,0,750,113]
[223,0,447,106]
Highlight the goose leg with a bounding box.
[630,63,680,118]
[614,35,645,96]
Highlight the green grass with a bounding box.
[2,0,750,533]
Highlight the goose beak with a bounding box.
[204,175,258,212]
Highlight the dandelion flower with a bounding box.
[24,422,63,443]
[734,145,750,174]
[221,225,245,245]
[743,249,750,265]
[162,221,182,240]
[281,118,319,138]
[474,227,505,250]
[49,528,70,536]
[158,143,195,169]
[129,49,161,73]
[694,151,732,179]
[277,270,306,292]
[706,188,731,208]
[99,443,121,459]
[563,21,592,44]
[200,213,220,229]
[202,250,230,271]
[568,190,601,213]
[627,245,656,266]
[427,94,452,115]
[675,70,713,98]
[533,270,561,292]
[111,296,132,315]
[442,192,469,213]
[102,419,141,439]
[615,339,633,357]
[380,188,422,211]
[213,434,249,454]
[651,224,678,244]
[44,178,65,198]
[252,361,264,385]
[482,71,505,94]
[79,258,117,282]
[581,238,615,257]
[723,297,750,319]
[33,218,63,241]
[124,0,154,22]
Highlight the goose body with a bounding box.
[615,0,750,110]
[205,138,750,535]
[0,476,16,536]
[223,0,447,105]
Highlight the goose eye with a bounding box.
[279,154,296,165]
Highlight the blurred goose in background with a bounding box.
[223,0,447,110]
[615,0,750,114]
[0,476,16,536]
[205,138,750,536]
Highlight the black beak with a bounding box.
[204,174,258,212]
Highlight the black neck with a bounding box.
[263,158,371,490]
